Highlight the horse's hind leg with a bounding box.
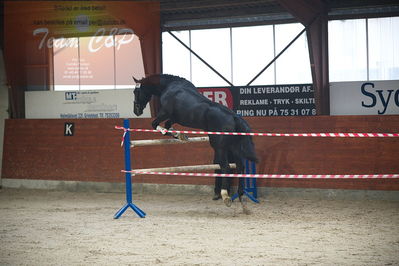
[214,149,232,207]
[236,159,251,215]
[221,173,232,207]
[238,177,251,215]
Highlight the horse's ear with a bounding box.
[132,76,140,83]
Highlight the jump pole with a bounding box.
[133,163,236,173]
[131,136,209,147]
[114,119,146,219]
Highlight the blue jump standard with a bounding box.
[114,119,257,218]
[114,119,146,219]
[231,160,259,203]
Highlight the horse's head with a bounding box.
[133,77,152,116]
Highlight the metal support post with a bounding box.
[114,119,146,219]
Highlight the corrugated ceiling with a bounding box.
[160,0,399,30]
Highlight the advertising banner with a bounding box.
[25,90,151,119]
[199,84,315,117]
[330,80,399,115]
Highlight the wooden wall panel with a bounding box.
[2,116,399,190]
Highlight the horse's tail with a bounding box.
[233,116,259,163]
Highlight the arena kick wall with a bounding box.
[2,116,399,190]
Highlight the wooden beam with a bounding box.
[277,0,330,115]
[133,163,236,174]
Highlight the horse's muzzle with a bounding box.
[134,102,143,116]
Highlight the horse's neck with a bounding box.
[149,85,164,96]
[148,80,171,96]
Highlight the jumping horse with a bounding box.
[133,74,258,212]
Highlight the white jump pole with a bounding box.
[133,163,236,174]
[131,136,209,147]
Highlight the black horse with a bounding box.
[133,74,258,210]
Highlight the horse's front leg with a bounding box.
[164,119,174,129]
[151,110,169,133]
[164,119,179,139]
[152,114,185,140]
[163,120,188,141]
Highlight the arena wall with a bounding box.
[1,116,399,190]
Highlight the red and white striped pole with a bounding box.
[122,170,399,179]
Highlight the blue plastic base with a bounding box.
[114,202,146,219]
[232,189,260,203]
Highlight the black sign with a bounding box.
[64,122,74,136]
[198,84,315,117]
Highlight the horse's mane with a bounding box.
[141,74,189,86]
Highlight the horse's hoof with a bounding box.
[156,125,168,135]
[169,128,179,139]
[242,205,251,215]
[178,133,189,141]
[220,189,232,207]
[239,197,251,214]
[242,207,251,215]
[212,194,222,200]
[223,197,232,207]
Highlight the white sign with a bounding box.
[330,80,399,115]
[25,89,151,119]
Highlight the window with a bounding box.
[53,33,145,91]
[78,36,115,90]
[162,30,191,81]
[328,19,367,81]
[191,28,231,86]
[162,23,312,86]
[53,38,79,91]
[329,16,399,81]
[368,17,399,80]
[232,25,274,86]
[275,23,312,84]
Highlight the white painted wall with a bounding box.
[0,49,9,186]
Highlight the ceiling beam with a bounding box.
[277,0,330,115]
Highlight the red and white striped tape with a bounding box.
[115,126,399,138]
[122,170,399,179]
[117,126,399,179]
